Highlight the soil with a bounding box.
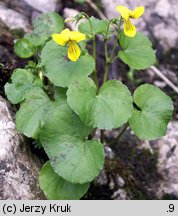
[0,22,27,97]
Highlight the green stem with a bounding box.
[103,20,112,83]
[111,55,119,63]
[83,12,99,89]
[92,37,99,89]
[110,33,119,62]
[103,52,109,83]
[110,123,129,146]
[109,18,123,62]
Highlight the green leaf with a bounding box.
[41,135,104,184]
[41,40,65,64]
[14,38,36,58]
[16,88,52,138]
[54,87,67,104]
[4,69,42,104]
[118,32,156,70]
[40,102,104,183]
[39,161,90,200]
[79,16,109,37]
[40,101,92,141]
[41,40,95,87]
[33,12,64,39]
[129,84,173,140]
[23,13,64,47]
[24,33,47,47]
[67,77,133,129]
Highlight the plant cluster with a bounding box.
[5,6,173,199]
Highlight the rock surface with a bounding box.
[0,2,30,31]
[0,96,44,199]
[93,121,178,199]
[101,0,178,52]
[24,0,61,13]
[63,8,80,31]
[151,121,178,198]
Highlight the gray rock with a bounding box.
[23,0,61,13]
[115,174,125,188]
[101,0,178,52]
[111,189,129,200]
[150,121,178,198]
[0,96,44,199]
[0,2,30,31]
[105,146,115,159]
[95,170,108,186]
[63,8,81,31]
[153,81,166,89]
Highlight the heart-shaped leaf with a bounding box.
[40,101,104,184]
[41,40,95,87]
[16,88,52,138]
[118,32,156,69]
[5,69,42,104]
[40,135,104,184]
[129,84,173,140]
[67,77,133,129]
[39,161,90,200]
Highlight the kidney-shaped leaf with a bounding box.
[39,161,90,200]
[5,69,41,104]
[40,135,104,184]
[16,88,52,138]
[129,84,173,140]
[67,77,133,129]
[41,40,95,87]
[118,32,156,70]
[40,101,103,184]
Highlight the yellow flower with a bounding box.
[52,28,86,62]
[116,6,145,37]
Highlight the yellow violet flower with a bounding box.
[52,28,86,62]
[116,6,145,37]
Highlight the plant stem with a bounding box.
[103,20,112,83]
[83,12,99,89]
[110,36,118,61]
[100,129,105,143]
[103,52,109,83]
[109,18,123,62]
[92,37,99,89]
[110,123,129,146]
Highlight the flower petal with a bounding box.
[130,6,145,19]
[68,41,81,61]
[52,28,70,46]
[124,19,136,37]
[116,5,131,20]
[69,31,86,42]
